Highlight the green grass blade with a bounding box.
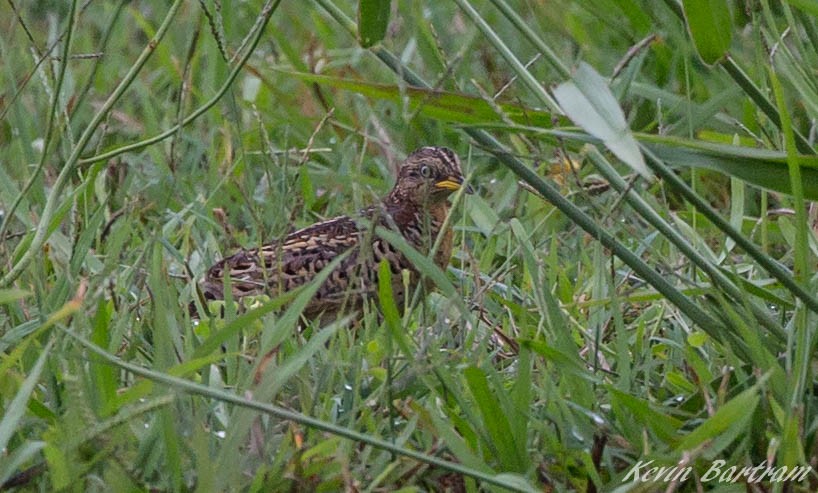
[62,329,537,492]
[608,387,682,445]
[358,0,390,47]
[681,0,732,64]
[0,338,54,455]
[0,288,30,305]
[464,366,527,472]
[279,70,555,127]
[453,0,561,113]
[1,0,185,287]
[586,146,785,342]
[0,441,45,487]
[674,384,761,453]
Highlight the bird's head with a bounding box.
[387,146,473,206]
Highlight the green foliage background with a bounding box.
[1,0,817,491]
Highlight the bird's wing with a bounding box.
[202,215,364,301]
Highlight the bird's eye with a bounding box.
[420,165,432,178]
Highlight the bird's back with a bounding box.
[201,202,447,318]
[200,145,468,320]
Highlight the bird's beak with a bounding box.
[435,176,474,194]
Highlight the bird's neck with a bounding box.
[377,196,453,270]
[380,197,449,255]
[382,196,449,229]
[426,200,450,227]
[385,187,407,206]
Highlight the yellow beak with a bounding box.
[435,176,474,194]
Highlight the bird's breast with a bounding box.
[394,202,453,269]
[429,202,454,271]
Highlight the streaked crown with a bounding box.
[388,146,471,205]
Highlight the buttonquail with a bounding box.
[199,146,471,320]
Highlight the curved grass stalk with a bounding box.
[488,0,570,79]
[586,147,785,342]
[641,146,818,315]
[722,56,812,153]
[2,0,284,287]
[460,2,818,316]
[76,0,283,166]
[1,0,184,287]
[63,329,536,492]
[467,123,818,314]
[314,0,722,335]
[0,0,78,253]
[453,0,562,114]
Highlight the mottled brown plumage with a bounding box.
[200,146,471,320]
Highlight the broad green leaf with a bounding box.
[422,402,494,474]
[521,339,595,381]
[358,0,390,47]
[91,299,117,416]
[377,258,414,357]
[277,70,555,128]
[642,136,818,201]
[770,66,810,285]
[780,413,806,467]
[464,366,527,472]
[491,474,540,493]
[43,442,70,491]
[553,62,650,178]
[476,124,818,200]
[682,0,732,65]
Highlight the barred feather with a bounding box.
[200,146,468,319]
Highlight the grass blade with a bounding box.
[0,339,54,455]
[358,0,390,47]
[63,329,538,492]
[682,0,732,64]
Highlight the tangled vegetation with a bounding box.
[1,0,817,491]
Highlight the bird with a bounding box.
[198,146,472,321]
